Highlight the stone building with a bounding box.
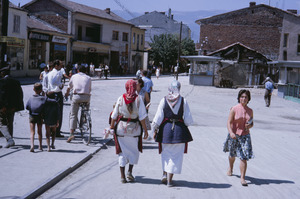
[196,2,299,61]
[129,9,191,43]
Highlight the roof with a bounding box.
[27,15,67,34]
[9,2,26,11]
[196,4,300,24]
[23,0,132,26]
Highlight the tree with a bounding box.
[149,34,196,71]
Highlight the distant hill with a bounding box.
[112,9,227,42]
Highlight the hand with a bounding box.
[229,132,236,139]
[143,131,148,139]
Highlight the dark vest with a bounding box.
[155,97,193,144]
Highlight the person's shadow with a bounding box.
[135,176,232,189]
[245,176,294,185]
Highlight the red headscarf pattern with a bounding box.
[123,79,138,104]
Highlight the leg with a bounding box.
[161,171,167,184]
[120,166,127,183]
[167,173,174,187]
[127,164,135,182]
[55,92,64,136]
[0,114,14,148]
[228,156,235,176]
[67,97,80,143]
[30,123,35,152]
[7,111,15,137]
[37,123,43,151]
[264,90,270,107]
[45,125,51,151]
[51,127,56,149]
[240,159,248,186]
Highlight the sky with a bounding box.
[10,0,300,13]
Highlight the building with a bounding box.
[129,9,191,43]
[22,0,139,74]
[196,2,299,61]
[130,26,145,73]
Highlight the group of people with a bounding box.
[110,75,257,187]
[26,60,92,151]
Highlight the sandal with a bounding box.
[161,174,167,184]
[121,178,127,183]
[127,172,135,182]
[241,180,248,186]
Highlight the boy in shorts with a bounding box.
[26,83,46,152]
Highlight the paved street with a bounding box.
[1,75,300,199]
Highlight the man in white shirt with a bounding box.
[65,65,91,143]
[47,60,64,137]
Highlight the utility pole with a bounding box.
[0,0,9,68]
[176,21,182,80]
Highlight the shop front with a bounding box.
[50,35,68,63]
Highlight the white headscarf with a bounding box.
[166,80,181,107]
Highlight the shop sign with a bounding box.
[28,32,51,41]
[52,36,68,44]
[0,36,25,47]
[54,44,67,51]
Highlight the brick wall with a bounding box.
[199,6,283,60]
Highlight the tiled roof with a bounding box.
[27,15,67,34]
[54,0,132,25]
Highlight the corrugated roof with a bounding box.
[27,15,67,34]
[53,0,132,25]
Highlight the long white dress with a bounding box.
[111,95,147,167]
[152,96,193,174]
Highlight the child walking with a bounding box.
[26,83,46,152]
[44,91,60,151]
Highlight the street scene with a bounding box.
[1,0,300,198]
[1,75,300,199]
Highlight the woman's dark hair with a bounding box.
[237,89,251,103]
[78,65,86,73]
[137,78,144,88]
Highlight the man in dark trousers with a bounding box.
[0,66,24,147]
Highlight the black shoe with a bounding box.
[56,133,64,137]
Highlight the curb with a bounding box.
[22,139,113,199]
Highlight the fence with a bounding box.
[287,83,300,98]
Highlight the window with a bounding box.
[13,15,20,33]
[297,35,300,54]
[283,51,287,60]
[283,33,289,47]
[122,32,128,42]
[141,34,144,45]
[86,26,100,43]
[78,26,82,40]
[137,34,140,50]
[133,33,136,44]
[112,31,119,40]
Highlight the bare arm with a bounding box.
[140,119,148,139]
[227,109,236,139]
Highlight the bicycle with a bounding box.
[78,102,92,145]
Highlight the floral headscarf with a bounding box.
[123,79,138,104]
[166,80,181,107]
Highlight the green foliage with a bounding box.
[149,34,196,67]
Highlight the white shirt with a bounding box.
[68,72,91,95]
[152,96,193,130]
[47,68,64,92]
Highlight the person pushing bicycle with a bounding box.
[65,65,92,143]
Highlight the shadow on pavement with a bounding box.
[245,176,294,185]
[135,176,232,189]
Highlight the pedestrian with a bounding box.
[223,89,254,186]
[42,63,53,95]
[136,78,151,131]
[152,80,193,187]
[47,60,64,137]
[262,77,275,107]
[39,66,49,83]
[136,67,142,79]
[0,66,24,139]
[26,83,46,152]
[44,91,60,151]
[89,62,95,77]
[104,64,109,79]
[110,79,149,183]
[141,70,153,99]
[65,65,91,143]
[156,66,161,79]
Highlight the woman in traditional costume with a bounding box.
[110,80,149,183]
[152,80,193,187]
[223,89,254,186]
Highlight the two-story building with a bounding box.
[130,26,145,73]
[23,0,139,74]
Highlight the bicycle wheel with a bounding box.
[86,114,92,145]
[79,111,85,138]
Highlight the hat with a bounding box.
[266,77,270,81]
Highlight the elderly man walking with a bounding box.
[65,65,91,143]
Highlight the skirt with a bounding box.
[223,133,254,161]
[118,136,140,167]
[161,143,185,174]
